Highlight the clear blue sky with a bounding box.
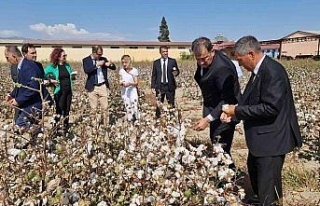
[0,0,319,42]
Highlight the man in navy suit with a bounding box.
[192,37,240,158]
[151,45,179,118]
[5,46,52,132]
[82,45,116,124]
[222,36,302,205]
[21,43,44,76]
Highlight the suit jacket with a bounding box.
[235,56,302,157]
[151,57,179,91]
[10,64,18,82]
[82,55,116,91]
[34,61,45,77]
[10,58,52,113]
[194,50,240,132]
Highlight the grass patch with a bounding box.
[283,166,320,191]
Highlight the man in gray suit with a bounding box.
[221,36,302,205]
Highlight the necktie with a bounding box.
[162,59,167,83]
[243,72,255,94]
[249,72,255,83]
[94,59,98,84]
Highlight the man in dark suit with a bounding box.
[151,45,179,118]
[5,46,52,131]
[221,36,302,205]
[21,43,44,71]
[82,45,116,124]
[192,37,240,158]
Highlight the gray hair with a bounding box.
[234,36,261,55]
[191,37,213,56]
[5,45,22,57]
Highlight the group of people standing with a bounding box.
[4,43,180,131]
[4,35,303,205]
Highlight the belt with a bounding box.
[95,82,105,87]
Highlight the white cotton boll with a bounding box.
[29,154,37,163]
[72,181,80,189]
[196,181,204,188]
[224,182,233,189]
[87,140,93,155]
[238,188,246,199]
[217,153,224,162]
[147,152,154,162]
[128,142,136,152]
[0,131,6,138]
[147,195,156,203]
[206,188,218,196]
[217,187,224,194]
[182,153,196,164]
[168,158,175,168]
[218,170,227,180]
[217,196,225,203]
[137,170,144,179]
[169,198,176,204]
[213,144,225,153]
[224,158,234,166]
[7,148,21,161]
[208,157,218,166]
[3,124,10,131]
[196,144,207,156]
[174,172,181,178]
[171,191,180,198]
[97,201,108,206]
[48,153,59,163]
[118,150,127,160]
[160,145,170,153]
[131,194,142,205]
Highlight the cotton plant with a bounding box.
[0,65,247,206]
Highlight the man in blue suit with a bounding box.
[82,45,116,125]
[5,46,52,132]
[222,36,302,205]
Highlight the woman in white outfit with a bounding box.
[119,55,139,121]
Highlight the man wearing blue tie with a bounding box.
[82,46,116,125]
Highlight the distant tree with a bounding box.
[158,17,170,42]
[213,34,228,43]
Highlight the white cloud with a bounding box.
[30,23,88,36]
[29,23,125,40]
[0,30,20,37]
